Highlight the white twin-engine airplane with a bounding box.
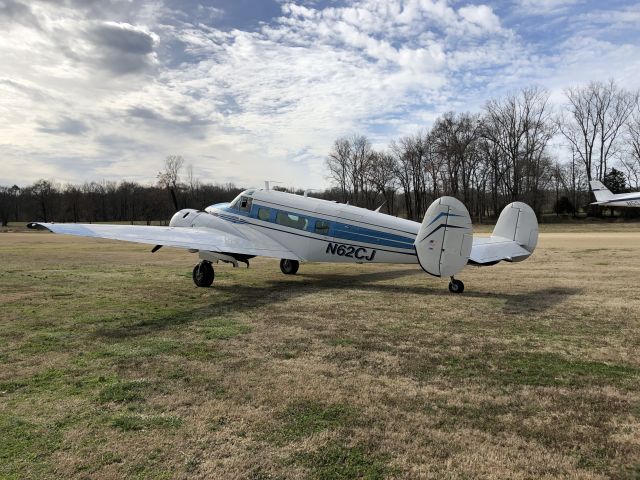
[28,186,539,293]
[590,180,640,208]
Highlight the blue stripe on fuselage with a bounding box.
[333,224,414,249]
[216,206,416,250]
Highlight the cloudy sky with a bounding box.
[1,0,639,189]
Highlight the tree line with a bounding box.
[0,171,243,226]
[2,80,640,226]
[326,80,640,221]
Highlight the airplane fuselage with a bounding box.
[205,188,421,264]
[598,197,640,208]
[590,181,640,207]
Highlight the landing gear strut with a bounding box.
[280,259,299,275]
[192,261,214,287]
[448,276,464,294]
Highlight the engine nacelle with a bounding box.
[169,209,243,237]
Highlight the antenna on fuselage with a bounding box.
[374,201,386,212]
[264,180,283,191]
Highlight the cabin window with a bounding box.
[239,196,252,212]
[257,207,271,221]
[315,220,330,235]
[276,211,309,230]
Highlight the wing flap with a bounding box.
[28,223,301,260]
[470,236,532,264]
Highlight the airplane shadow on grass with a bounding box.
[95,267,583,338]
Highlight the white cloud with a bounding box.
[458,4,501,32]
[516,0,583,15]
[1,0,640,190]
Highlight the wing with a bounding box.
[28,223,301,260]
[469,236,532,264]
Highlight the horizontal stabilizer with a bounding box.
[469,237,532,264]
[469,202,538,265]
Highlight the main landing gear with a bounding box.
[448,276,464,294]
[280,259,299,275]
[193,261,215,287]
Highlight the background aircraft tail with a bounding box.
[590,180,613,203]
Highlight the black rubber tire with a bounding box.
[448,279,464,294]
[192,261,214,287]
[280,259,299,275]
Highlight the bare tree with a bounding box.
[482,92,527,201]
[520,88,557,213]
[157,155,184,210]
[390,133,430,220]
[325,135,376,207]
[0,187,10,226]
[326,138,351,203]
[8,185,20,223]
[481,87,555,215]
[348,134,374,207]
[559,83,600,182]
[621,106,640,189]
[431,112,482,204]
[367,151,398,214]
[63,184,82,223]
[30,179,55,222]
[560,80,637,181]
[594,80,638,178]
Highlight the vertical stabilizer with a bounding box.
[415,197,473,277]
[590,181,613,203]
[492,202,538,261]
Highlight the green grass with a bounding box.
[98,380,150,403]
[268,400,358,444]
[111,414,183,432]
[199,317,252,339]
[296,442,393,480]
[0,415,63,479]
[404,351,639,388]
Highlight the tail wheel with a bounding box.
[280,259,299,275]
[448,279,464,294]
[193,261,214,287]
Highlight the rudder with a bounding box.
[415,197,473,277]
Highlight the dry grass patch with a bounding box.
[1,228,640,478]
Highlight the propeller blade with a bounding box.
[169,187,179,211]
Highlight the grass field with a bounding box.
[1,227,640,479]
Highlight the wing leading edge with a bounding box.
[27,223,301,261]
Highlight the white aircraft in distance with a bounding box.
[28,185,539,293]
[590,180,640,208]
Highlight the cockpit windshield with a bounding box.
[228,190,255,212]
